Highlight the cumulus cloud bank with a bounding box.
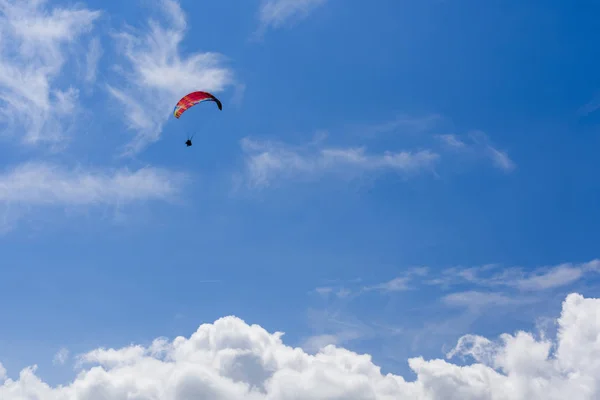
[0,292,598,399]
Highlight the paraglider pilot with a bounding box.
[173,91,223,148]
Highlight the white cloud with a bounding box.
[240,137,439,188]
[445,334,498,366]
[0,161,186,230]
[358,114,443,137]
[2,293,600,398]
[240,117,513,190]
[516,264,585,291]
[437,131,516,172]
[430,259,600,292]
[77,344,147,369]
[0,0,101,146]
[231,83,247,107]
[314,286,353,300]
[487,145,516,172]
[0,162,184,205]
[363,267,430,293]
[314,287,333,296]
[84,37,102,84]
[365,277,411,293]
[109,0,234,154]
[301,334,340,353]
[579,93,600,116]
[438,134,466,148]
[442,291,536,312]
[258,0,328,32]
[52,348,69,366]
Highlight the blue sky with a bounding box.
[0,0,599,395]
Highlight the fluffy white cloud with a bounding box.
[1,293,600,398]
[0,161,186,230]
[108,0,234,154]
[0,0,101,146]
[240,137,439,188]
[258,0,328,32]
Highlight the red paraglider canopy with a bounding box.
[172,91,222,119]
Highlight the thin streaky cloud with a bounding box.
[259,0,327,29]
[363,277,411,293]
[426,259,600,292]
[437,134,466,148]
[516,263,586,291]
[240,137,439,188]
[442,290,536,309]
[0,161,187,231]
[578,92,600,116]
[0,162,185,206]
[362,114,444,137]
[487,145,516,172]
[437,130,516,172]
[84,37,102,84]
[253,0,328,39]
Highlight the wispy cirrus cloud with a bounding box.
[313,260,600,305]
[0,162,184,206]
[257,0,328,34]
[361,267,429,294]
[239,137,440,188]
[313,286,352,299]
[345,114,514,174]
[437,130,516,172]
[306,259,600,350]
[428,259,600,292]
[442,290,537,311]
[578,92,600,116]
[0,161,186,231]
[0,0,101,147]
[364,277,412,293]
[83,37,102,85]
[239,114,515,189]
[350,114,444,138]
[108,0,234,155]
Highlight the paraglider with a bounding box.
[172,91,223,148]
